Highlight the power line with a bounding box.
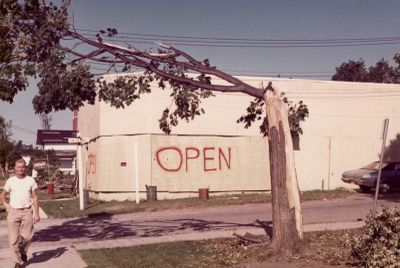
[10,125,36,135]
[78,34,400,48]
[76,28,400,43]
[80,32,400,45]
[75,30,400,48]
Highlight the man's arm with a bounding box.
[32,189,40,223]
[1,190,10,213]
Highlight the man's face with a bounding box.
[14,162,26,178]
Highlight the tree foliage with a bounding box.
[237,92,309,137]
[0,0,96,111]
[382,134,400,162]
[332,59,368,82]
[343,207,400,267]
[0,115,14,169]
[1,0,308,136]
[26,149,59,181]
[6,140,22,168]
[332,55,400,83]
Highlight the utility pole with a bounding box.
[68,133,88,211]
[77,139,84,210]
[373,118,389,215]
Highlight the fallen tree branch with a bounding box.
[233,231,269,244]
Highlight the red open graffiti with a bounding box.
[155,146,231,172]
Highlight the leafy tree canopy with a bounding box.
[0,115,12,140]
[0,115,14,168]
[1,0,308,136]
[6,140,23,167]
[26,148,59,177]
[332,54,400,83]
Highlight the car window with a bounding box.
[362,162,381,170]
[383,163,395,171]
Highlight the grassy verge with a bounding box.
[0,191,75,220]
[299,188,354,201]
[37,191,76,200]
[79,229,358,268]
[38,188,354,219]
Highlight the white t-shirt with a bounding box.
[3,176,38,209]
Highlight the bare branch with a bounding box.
[67,49,125,64]
[66,30,264,98]
[103,42,171,57]
[156,42,172,49]
[148,52,173,57]
[168,46,202,66]
[103,42,137,53]
[70,48,106,63]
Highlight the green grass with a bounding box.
[38,191,76,201]
[38,188,354,219]
[0,191,75,220]
[300,188,354,201]
[80,241,212,268]
[79,229,358,268]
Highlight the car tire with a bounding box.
[379,183,391,194]
[359,185,372,192]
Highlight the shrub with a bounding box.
[343,207,400,267]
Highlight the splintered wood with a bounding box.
[233,231,270,247]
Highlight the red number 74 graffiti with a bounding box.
[86,153,96,174]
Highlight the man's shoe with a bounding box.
[20,252,27,262]
[19,247,27,262]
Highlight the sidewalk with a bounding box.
[0,219,364,268]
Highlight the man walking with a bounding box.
[1,159,40,268]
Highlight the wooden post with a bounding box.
[265,87,303,254]
[373,118,389,214]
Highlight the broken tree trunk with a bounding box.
[264,87,303,254]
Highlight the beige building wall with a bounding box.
[78,74,400,200]
[82,135,152,200]
[78,95,100,138]
[284,80,400,190]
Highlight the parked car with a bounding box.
[341,161,400,193]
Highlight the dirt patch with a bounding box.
[237,261,349,268]
[199,229,356,267]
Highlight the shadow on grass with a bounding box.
[84,200,103,210]
[255,219,273,238]
[22,247,67,267]
[33,213,269,243]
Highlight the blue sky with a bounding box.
[1,0,399,145]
